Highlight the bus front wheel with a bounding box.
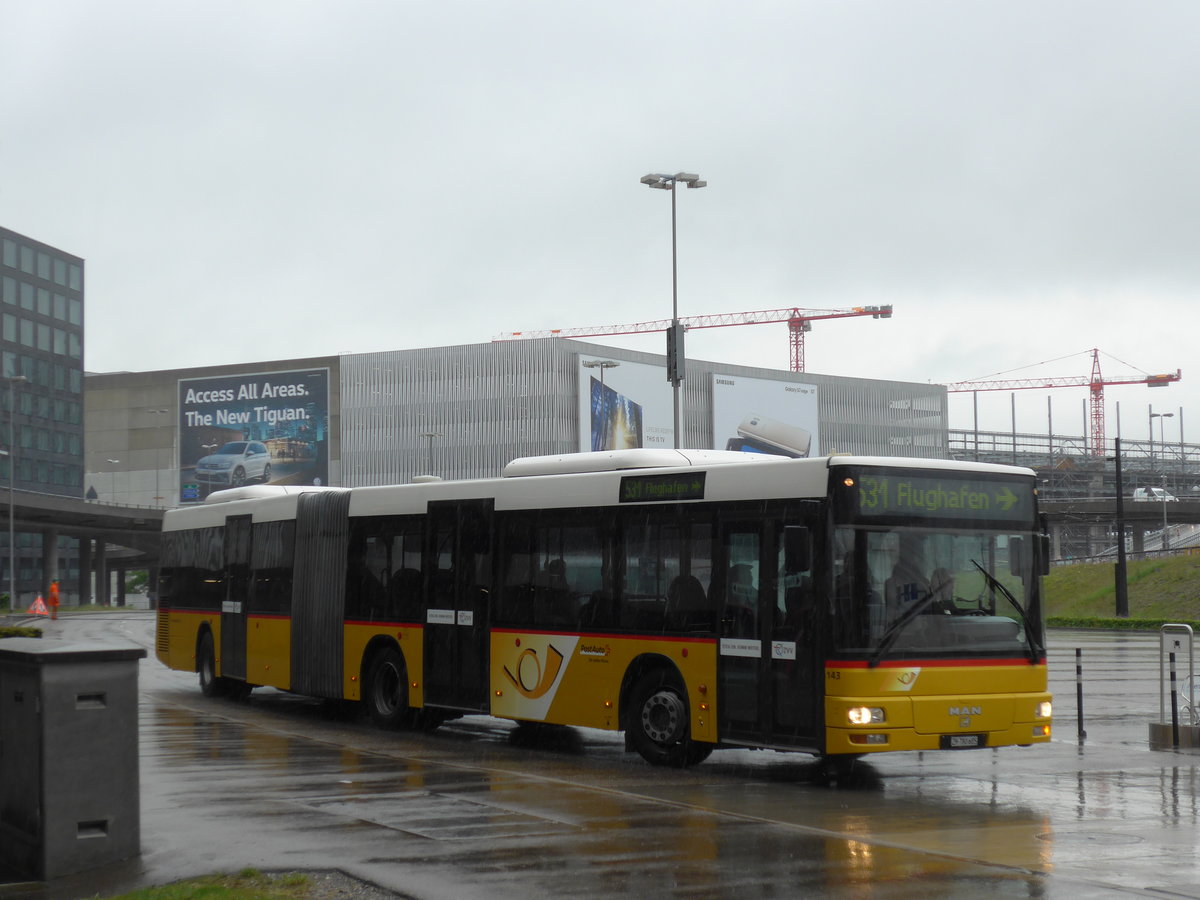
[365,647,412,729]
[628,670,711,767]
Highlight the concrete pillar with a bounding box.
[115,567,126,608]
[77,538,92,606]
[39,528,59,600]
[1132,526,1146,556]
[96,541,110,607]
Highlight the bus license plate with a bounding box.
[941,733,986,749]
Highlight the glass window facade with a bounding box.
[0,226,85,497]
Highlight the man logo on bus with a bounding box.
[503,644,565,699]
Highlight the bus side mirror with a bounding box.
[1009,537,1025,578]
[1038,514,1051,576]
[784,526,812,573]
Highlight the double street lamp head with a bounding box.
[640,172,707,190]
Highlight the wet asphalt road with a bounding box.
[5,614,1200,899]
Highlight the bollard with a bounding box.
[1075,648,1087,741]
[1170,652,1180,748]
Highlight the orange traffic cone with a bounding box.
[28,595,49,616]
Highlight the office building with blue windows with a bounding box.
[0,225,86,602]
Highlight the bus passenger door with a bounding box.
[220,514,252,681]
[423,500,493,712]
[718,514,820,747]
[717,522,767,740]
[768,518,819,745]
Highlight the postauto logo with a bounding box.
[504,643,566,700]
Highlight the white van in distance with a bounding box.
[1132,487,1178,502]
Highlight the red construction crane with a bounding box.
[945,348,1181,457]
[494,305,893,373]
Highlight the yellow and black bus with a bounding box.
[155,449,1052,767]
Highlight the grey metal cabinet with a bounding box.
[0,638,146,881]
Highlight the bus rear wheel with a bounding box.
[198,631,228,698]
[628,670,711,767]
[365,647,412,729]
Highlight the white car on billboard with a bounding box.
[195,441,272,488]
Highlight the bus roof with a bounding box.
[501,448,776,477]
[162,451,1036,531]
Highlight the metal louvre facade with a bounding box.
[341,341,579,486]
[340,339,947,485]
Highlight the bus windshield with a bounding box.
[830,525,1044,663]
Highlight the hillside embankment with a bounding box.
[1046,553,1200,629]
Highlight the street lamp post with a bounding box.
[581,359,620,389]
[1109,438,1129,617]
[1151,412,1174,471]
[1161,474,1171,551]
[1151,412,1174,551]
[640,171,707,449]
[106,458,120,502]
[4,375,26,613]
[146,408,169,507]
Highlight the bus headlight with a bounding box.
[1036,701,1052,718]
[848,706,885,725]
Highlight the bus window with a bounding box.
[721,532,759,639]
[832,525,1041,659]
[619,512,714,634]
[432,525,455,607]
[664,522,715,633]
[498,515,612,628]
[250,520,295,615]
[343,519,426,624]
[621,514,677,631]
[387,528,424,622]
[776,535,814,636]
[161,526,225,611]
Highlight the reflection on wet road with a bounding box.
[30,617,1200,899]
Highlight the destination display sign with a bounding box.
[842,470,1034,523]
[619,471,706,503]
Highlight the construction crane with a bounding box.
[945,348,1182,457]
[494,305,893,373]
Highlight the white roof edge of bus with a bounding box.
[501,448,778,478]
[828,455,1037,477]
[201,484,336,504]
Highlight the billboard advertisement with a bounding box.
[712,373,819,458]
[178,368,329,502]
[578,358,675,451]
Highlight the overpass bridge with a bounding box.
[1039,497,1200,559]
[7,489,162,608]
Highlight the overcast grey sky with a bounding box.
[3,1,1196,441]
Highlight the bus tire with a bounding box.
[365,646,412,729]
[415,709,446,733]
[819,753,863,781]
[684,740,715,766]
[198,631,226,698]
[628,669,705,768]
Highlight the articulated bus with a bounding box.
[155,449,1052,767]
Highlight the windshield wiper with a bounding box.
[970,559,1040,664]
[868,586,938,668]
